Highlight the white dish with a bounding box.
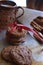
[17,8,43,62]
[0,8,43,65]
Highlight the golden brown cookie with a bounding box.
[10,46,32,65]
[31,16,43,32]
[6,27,27,45]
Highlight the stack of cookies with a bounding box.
[31,16,43,33]
[1,46,32,65]
[30,16,43,43]
[6,26,27,45]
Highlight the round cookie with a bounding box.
[6,28,27,38]
[10,46,32,65]
[6,27,27,44]
[6,36,25,45]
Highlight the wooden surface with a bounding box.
[26,0,43,11]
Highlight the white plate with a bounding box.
[0,8,43,65]
[17,8,43,62]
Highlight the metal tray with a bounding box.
[0,8,43,65]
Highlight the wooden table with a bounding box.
[26,0,43,11]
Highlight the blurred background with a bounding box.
[26,0,43,11]
[0,0,43,11]
[12,0,26,7]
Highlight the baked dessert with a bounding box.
[1,45,32,65]
[1,46,13,62]
[30,16,43,43]
[10,46,32,65]
[31,16,43,33]
[6,26,27,45]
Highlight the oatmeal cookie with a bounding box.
[10,46,32,65]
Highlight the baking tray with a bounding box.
[0,8,43,65]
